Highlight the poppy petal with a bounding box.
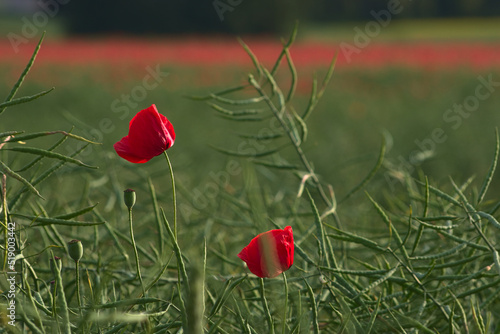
[238,226,294,278]
[113,136,151,163]
[114,104,175,163]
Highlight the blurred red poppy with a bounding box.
[237,226,294,278]
[114,104,175,163]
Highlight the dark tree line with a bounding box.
[60,0,500,35]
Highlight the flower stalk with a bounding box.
[68,239,83,315]
[124,189,146,297]
[163,151,177,239]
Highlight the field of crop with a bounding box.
[1,19,500,333]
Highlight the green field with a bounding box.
[1,21,500,332]
[2,64,499,199]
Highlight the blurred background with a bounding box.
[1,0,500,204]
[2,0,500,35]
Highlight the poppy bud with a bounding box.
[124,189,136,210]
[67,239,83,263]
[238,226,294,278]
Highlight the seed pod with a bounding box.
[124,188,136,210]
[68,239,83,263]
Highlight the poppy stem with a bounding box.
[282,272,288,334]
[164,151,177,240]
[128,207,146,297]
[260,278,275,334]
[75,261,82,316]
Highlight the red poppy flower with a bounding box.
[237,226,294,278]
[114,104,175,163]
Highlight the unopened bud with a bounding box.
[124,189,136,210]
[68,239,83,263]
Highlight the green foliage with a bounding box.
[1,28,500,333]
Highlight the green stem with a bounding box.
[75,261,82,315]
[282,272,288,334]
[128,208,146,297]
[248,76,331,207]
[164,151,177,239]
[260,278,275,334]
